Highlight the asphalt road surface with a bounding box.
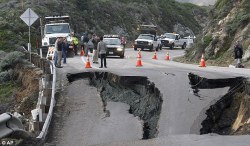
[45,48,250,146]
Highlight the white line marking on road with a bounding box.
[81,56,99,69]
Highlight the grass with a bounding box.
[0,82,17,103]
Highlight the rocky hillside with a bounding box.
[0,0,207,51]
[181,0,250,67]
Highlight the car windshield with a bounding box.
[45,24,70,34]
[103,38,121,45]
[137,35,153,40]
[163,33,176,39]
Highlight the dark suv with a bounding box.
[103,35,125,58]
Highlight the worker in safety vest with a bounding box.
[71,32,79,55]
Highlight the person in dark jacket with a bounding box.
[97,36,107,68]
[57,37,63,68]
[234,41,243,67]
[82,33,89,56]
[62,37,68,64]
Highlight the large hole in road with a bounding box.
[188,73,247,135]
[67,72,163,139]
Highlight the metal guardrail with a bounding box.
[36,61,56,139]
[0,113,30,139]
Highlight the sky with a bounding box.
[175,0,216,6]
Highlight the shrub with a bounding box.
[0,82,17,103]
[203,34,213,47]
[0,51,28,72]
[0,71,11,82]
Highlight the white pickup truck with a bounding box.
[160,33,194,49]
[134,34,160,51]
[134,25,161,51]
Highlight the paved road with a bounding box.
[46,48,250,146]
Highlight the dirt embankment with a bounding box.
[1,67,43,118]
[14,67,43,116]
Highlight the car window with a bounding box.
[138,35,153,40]
[103,38,121,45]
[163,33,176,39]
[45,24,70,34]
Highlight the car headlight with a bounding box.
[117,47,123,51]
[134,41,137,45]
[148,42,152,45]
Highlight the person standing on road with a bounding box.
[62,37,68,64]
[92,34,99,63]
[71,32,79,55]
[82,33,89,56]
[97,36,107,68]
[56,37,63,68]
[234,40,243,67]
[54,37,60,67]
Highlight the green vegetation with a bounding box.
[0,51,29,83]
[203,34,213,47]
[0,50,31,109]
[0,51,28,72]
[0,82,17,103]
[215,0,229,10]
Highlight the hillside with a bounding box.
[179,0,250,68]
[0,0,207,51]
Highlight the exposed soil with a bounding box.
[15,68,43,116]
[0,67,43,127]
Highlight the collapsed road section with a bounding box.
[188,73,250,135]
[67,72,163,139]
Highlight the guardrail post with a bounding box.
[44,61,51,74]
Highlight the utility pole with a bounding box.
[21,0,24,9]
[40,17,43,58]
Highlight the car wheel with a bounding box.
[120,52,125,58]
[170,44,174,50]
[150,45,154,52]
[182,43,186,49]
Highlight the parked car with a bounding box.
[103,35,125,58]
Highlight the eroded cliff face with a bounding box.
[232,89,250,134]
[189,73,250,135]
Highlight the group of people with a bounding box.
[81,33,108,68]
[54,37,68,68]
[53,32,108,68]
